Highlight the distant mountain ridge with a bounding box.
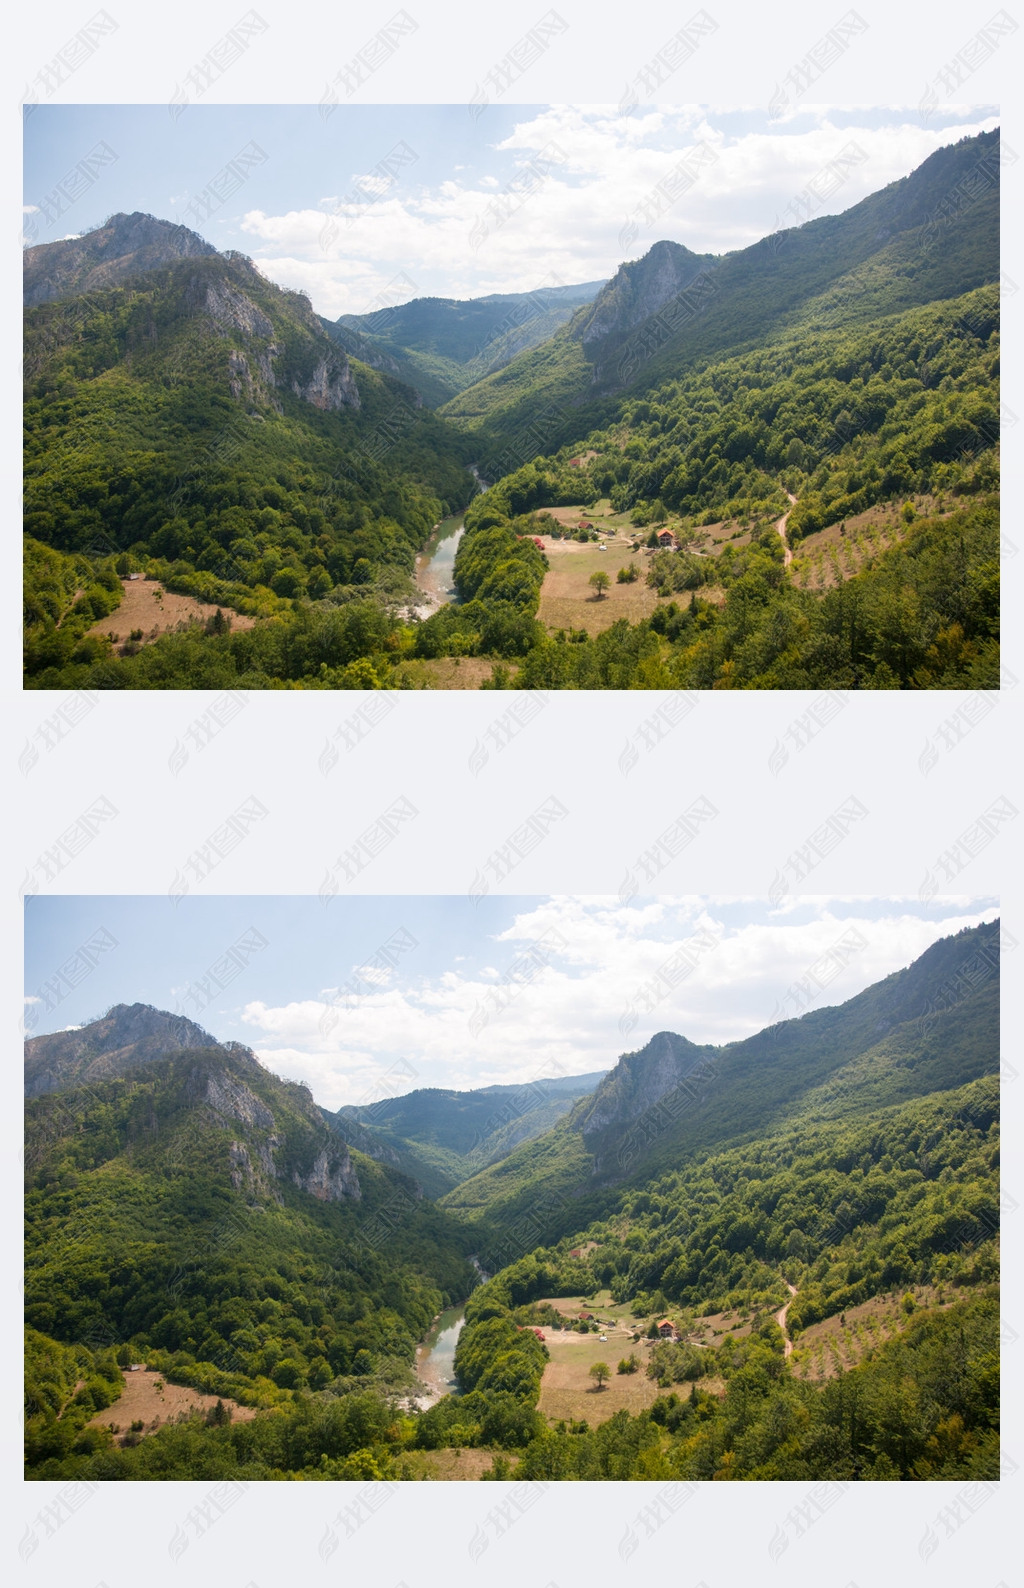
[330,1071,608,1196]
[330,279,607,403]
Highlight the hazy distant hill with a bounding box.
[327,278,606,404]
[330,1070,607,1196]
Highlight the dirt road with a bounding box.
[775,1282,799,1358]
[775,491,798,567]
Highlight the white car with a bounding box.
[599,1335,607,1342]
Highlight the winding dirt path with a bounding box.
[775,1281,799,1358]
[774,490,798,568]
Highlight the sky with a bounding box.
[23,103,999,317]
[24,895,999,1110]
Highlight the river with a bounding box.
[412,1303,466,1406]
[414,510,467,612]
[413,465,488,614]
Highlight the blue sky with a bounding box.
[23,103,998,316]
[24,895,999,1108]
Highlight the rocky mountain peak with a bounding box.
[24,1002,220,1097]
[572,238,717,348]
[23,211,217,306]
[575,1028,714,1151]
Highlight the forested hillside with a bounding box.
[441,131,1000,458]
[23,235,474,689]
[444,922,1001,1239]
[424,1075,998,1479]
[24,1013,479,1479]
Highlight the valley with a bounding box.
[23,129,999,690]
[24,920,1001,1482]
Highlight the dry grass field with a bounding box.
[87,579,256,646]
[392,655,516,689]
[399,1448,517,1480]
[88,1369,257,1442]
[533,1293,660,1425]
[538,1332,663,1425]
[536,540,661,634]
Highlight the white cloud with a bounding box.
[240,899,998,1110]
[236,108,998,316]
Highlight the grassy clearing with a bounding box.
[537,541,660,634]
[392,656,516,689]
[87,578,256,647]
[87,1369,257,1442]
[533,1293,659,1425]
[538,1332,662,1426]
[399,1448,516,1480]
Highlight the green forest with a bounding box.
[23,253,475,689]
[26,1074,1000,1482]
[24,1043,478,1479]
[25,282,999,691]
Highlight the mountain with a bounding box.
[442,130,1000,463]
[328,279,606,405]
[22,211,218,307]
[24,1004,366,1202]
[329,1071,607,1196]
[24,1002,219,1098]
[443,921,1001,1242]
[437,924,1000,1481]
[23,133,1000,692]
[24,1005,479,1454]
[24,231,475,688]
[570,239,715,357]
